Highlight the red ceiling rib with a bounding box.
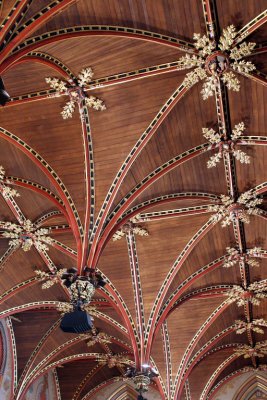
[0,0,77,65]
[0,1,266,398]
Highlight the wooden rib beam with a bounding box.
[200,354,238,399]
[202,0,218,40]
[216,76,257,368]
[13,52,75,79]
[0,0,31,43]
[179,326,236,391]
[154,257,226,335]
[0,0,77,65]
[234,10,267,45]
[79,100,94,271]
[35,213,64,227]
[120,192,220,222]
[137,205,212,222]
[0,25,195,74]
[162,321,172,398]
[126,230,145,367]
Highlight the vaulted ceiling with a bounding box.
[0,1,266,399]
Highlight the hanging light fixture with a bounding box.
[124,364,158,400]
[60,267,106,333]
[0,77,10,106]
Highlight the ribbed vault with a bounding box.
[0,1,266,399]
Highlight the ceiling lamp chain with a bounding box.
[45,67,106,119]
[177,25,256,100]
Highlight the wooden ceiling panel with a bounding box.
[0,246,45,293]
[0,282,67,314]
[31,325,86,371]
[165,222,236,299]
[0,138,55,192]
[98,235,137,324]
[244,214,267,250]
[128,150,229,213]
[165,296,224,381]
[228,74,267,142]
[11,186,58,221]
[2,61,62,96]
[0,98,86,222]
[0,1,265,397]
[188,347,235,400]
[90,73,184,216]
[56,359,101,400]
[34,0,205,40]
[136,214,209,323]
[111,83,218,204]
[216,0,267,30]
[41,36,182,78]
[12,310,59,378]
[192,303,246,356]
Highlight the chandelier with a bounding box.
[178,25,256,99]
[124,365,159,399]
[45,67,106,119]
[52,267,106,312]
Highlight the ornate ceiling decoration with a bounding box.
[0,1,266,399]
